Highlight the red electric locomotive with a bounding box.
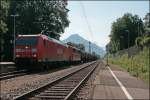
[15,34,81,69]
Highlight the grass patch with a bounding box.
[108,47,149,84]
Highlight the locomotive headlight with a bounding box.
[32,48,37,52]
[32,54,37,57]
[16,49,21,52]
[16,54,20,57]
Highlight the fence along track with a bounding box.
[0,70,27,80]
[13,61,99,100]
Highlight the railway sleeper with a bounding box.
[58,81,77,86]
[54,85,76,87]
[63,79,80,82]
[47,88,71,91]
[0,73,26,80]
[44,90,69,93]
[67,78,83,81]
[15,61,98,100]
[50,86,74,89]
[35,95,66,99]
[38,92,67,96]
[67,77,83,80]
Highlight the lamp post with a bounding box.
[106,45,109,67]
[120,35,124,50]
[125,30,129,57]
[10,14,19,61]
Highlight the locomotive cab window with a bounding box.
[16,37,38,46]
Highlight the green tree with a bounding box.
[3,0,69,61]
[8,0,69,35]
[0,0,10,61]
[0,0,9,33]
[136,34,150,48]
[108,13,144,53]
[143,13,150,34]
[135,13,150,49]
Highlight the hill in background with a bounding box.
[63,34,106,57]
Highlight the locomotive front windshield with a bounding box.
[16,37,38,46]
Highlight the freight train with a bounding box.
[15,34,98,70]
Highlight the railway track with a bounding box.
[13,61,99,100]
[0,70,27,80]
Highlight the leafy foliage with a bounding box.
[8,0,69,35]
[143,13,150,34]
[0,0,10,60]
[107,13,145,53]
[135,34,150,48]
[135,13,150,49]
[0,0,9,33]
[2,0,69,61]
[108,47,149,84]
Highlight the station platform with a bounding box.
[91,61,149,99]
[0,62,14,65]
[0,62,15,73]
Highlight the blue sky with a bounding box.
[60,1,149,48]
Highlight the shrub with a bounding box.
[108,47,149,84]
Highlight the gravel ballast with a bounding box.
[0,62,93,99]
[74,61,102,99]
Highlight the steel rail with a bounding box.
[0,70,26,76]
[0,70,27,80]
[65,62,99,100]
[13,61,97,100]
[64,63,99,100]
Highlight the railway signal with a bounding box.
[106,45,109,67]
[10,14,19,61]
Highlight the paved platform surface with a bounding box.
[0,62,16,73]
[91,62,149,99]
